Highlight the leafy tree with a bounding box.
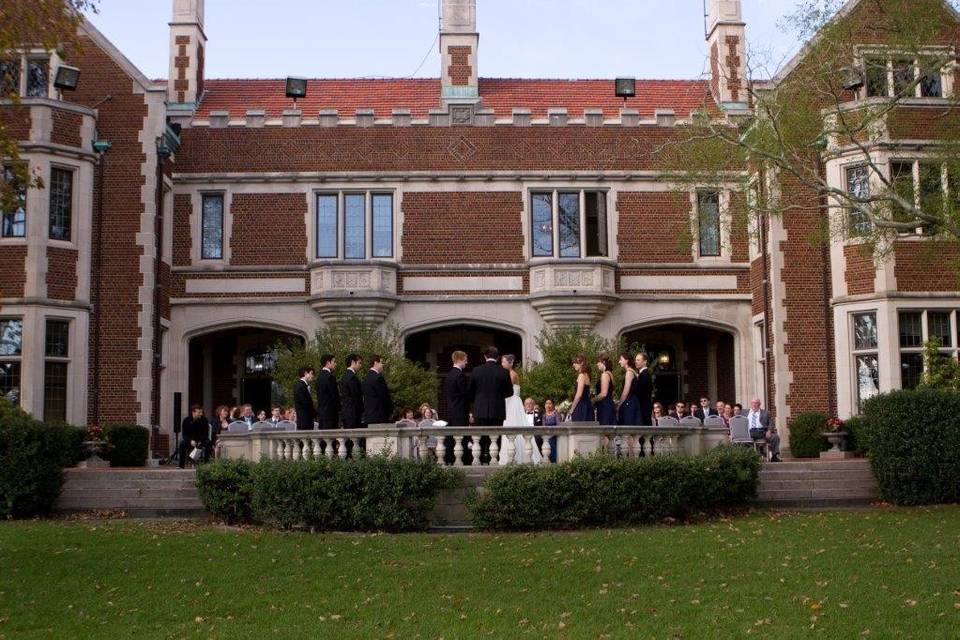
[272,319,436,420]
[920,337,960,391]
[0,1,98,214]
[665,0,960,256]
[520,327,643,407]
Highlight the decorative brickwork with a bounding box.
[46,247,78,300]
[230,193,307,266]
[447,46,472,86]
[893,240,960,291]
[724,35,742,101]
[175,35,190,102]
[50,108,83,149]
[172,194,192,266]
[729,191,749,263]
[844,244,876,295]
[617,192,693,263]
[401,192,524,264]
[750,258,765,316]
[0,246,27,298]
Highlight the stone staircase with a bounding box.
[429,467,492,530]
[55,468,205,518]
[755,459,880,508]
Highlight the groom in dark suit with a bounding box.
[635,353,654,426]
[471,346,512,426]
[443,350,472,427]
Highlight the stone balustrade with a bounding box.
[217,421,730,466]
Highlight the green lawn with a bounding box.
[1,508,959,639]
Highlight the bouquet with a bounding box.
[556,400,572,415]
[87,425,104,442]
[826,417,845,433]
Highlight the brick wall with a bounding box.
[51,108,83,148]
[0,247,26,298]
[401,192,523,264]
[447,46,472,87]
[46,247,78,300]
[63,35,150,425]
[230,193,307,266]
[172,194,192,266]
[0,106,31,140]
[729,191,749,263]
[750,258,764,316]
[844,244,876,295]
[617,192,693,263]
[894,240,960,291]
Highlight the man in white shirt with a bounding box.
[747,398,780,462]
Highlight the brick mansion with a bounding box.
[1,0,959,446]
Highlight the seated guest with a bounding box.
[541,398,559,463]
[269,406,283,426]
[652,402,665,424]
[398,407,417,426]
[747,398,781,462]
[669,401,688,420]
[524,397,542,426]
[419,403,437,422]
[283,407,296,422]
[256,410,268,422]
[179,405,209,469]
[209,405,231,459]
[694,397,717,420]
[240,404,256,427]
[715,400,726,417]
[722,403,735,427]
[733,403,743,417]
[230,406,241,421]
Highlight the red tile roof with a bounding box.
[195,78,717,120]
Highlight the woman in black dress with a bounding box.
[593,355,616,425]
[617,353,640,425]
[569,355,594,422]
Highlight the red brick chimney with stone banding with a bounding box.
[168,0,206,112]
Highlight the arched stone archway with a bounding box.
[404,323,523,417]
[622,322,738,410]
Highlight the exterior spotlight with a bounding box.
[285,77,307,100]
[840,66,864,91]
[615,78,636,99]
[54,65,81,91]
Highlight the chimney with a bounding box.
[706,0,747,111]
[440,0,479,105]
[168,0,206,110]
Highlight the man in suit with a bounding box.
[524,397,543,426]
[634,353,654,426]
[294,366,316,431]
[340,353,364,428]
[179,405,209,468]
[444,350,471,427]
[361,355,393,425]
[693,397,718,421]
[315,354,340,429]
[668,400,688,421]
[472,346,512,426]
[240,404,256,427]
[747,397,781,462]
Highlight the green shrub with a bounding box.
[863,389,960,505]
[196,459,255,524]
[843,416,869,456]
[103,424,149,467]
[198,456,462,532]
[0,398,87,519]
[788,412,830,458]
[467,446,761,531]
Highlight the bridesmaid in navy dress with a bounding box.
[569,355,594,422]
[593,355,616,425]
[616,353,640,425]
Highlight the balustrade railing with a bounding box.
[218,421,730,466]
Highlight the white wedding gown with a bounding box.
[501,384,543,465]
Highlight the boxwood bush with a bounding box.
[788,412,830,458]
[103,424,149,467]
[843,415,870,456]
[0,399,86,518]
[467,446,761,531]
[862,389,960,505]
[197,456,462,532]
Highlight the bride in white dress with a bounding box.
[501,355,543,466]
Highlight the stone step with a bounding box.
[56,497,204,510]
[759,470,875,482]
[62,480,199,491]
[758,480,878,492]
[65,469,197,480]
[756,488,879,501]
[765,460,871,471]
[59,489,202,501]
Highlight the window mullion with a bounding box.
[579,190,587,258]
[552,190,559,258]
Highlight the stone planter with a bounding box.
[820,431,854,459]
[78,440,110,469]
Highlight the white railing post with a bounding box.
[502,434,516,465]
[453,438,465,467]
[436,437,447,466]
[541,435,552,464]
[489,436,499,466]
[337,437,348,459]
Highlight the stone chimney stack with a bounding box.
[440,0,479,105]
[706,0,747,111]
[168,0,206,111]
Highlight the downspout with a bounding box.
[815,153,837,416]
[90,145,105,426]
[759,179,773,413]
[151,141,167,430]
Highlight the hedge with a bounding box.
[197,456,462,532]
[0,399,86,518]
[788,412,830,458]
[843,415,870,456]
[466,446,761,531]
[103,424,149,467]
[862,389,960,505]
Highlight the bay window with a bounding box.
[530,190,608,259]
[852,312,879,411]
[0,319,22,406]
[898,309,960,390]
[863,52,946,99]
[43,319,69,423]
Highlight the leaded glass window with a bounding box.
[531,192,553,257]
[0,319,22,407]
[698,190,721,257]
[557,192,580,258]
[0,60,19,96]
[26,59,48,97]
[372,194,393,258]
[201,194,224,259]
[343,194,365,259]
[585,191,608,257]
[48,167,72,241]
[316,194,337,258]
[846,165,871,236]
[1,165,26,238]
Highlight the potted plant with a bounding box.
[78,425,111,469]
[821,417,849,457]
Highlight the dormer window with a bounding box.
[862,51,946,99]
